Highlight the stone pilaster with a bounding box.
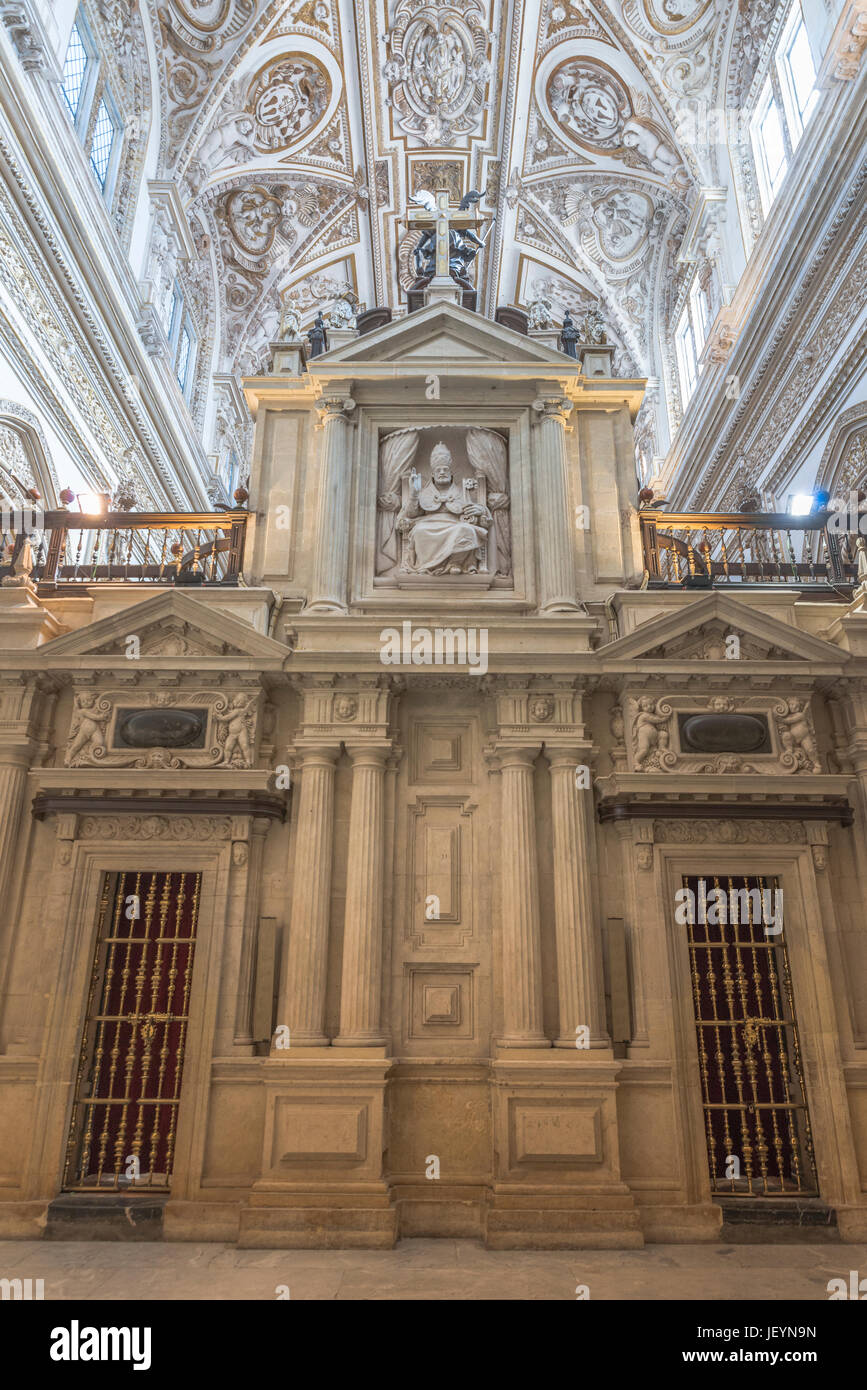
[276,745,339,1047]
[546,748,608,1048]
[497,746,549,1047]
[307,392,356,613]
[335,745,389,1046]
[232,816,273,1051]
[532,393,580,612]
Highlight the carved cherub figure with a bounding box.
[66,693,111,765]
[213,693,256,766]
[632,696,671,769]
[777,698,821,772]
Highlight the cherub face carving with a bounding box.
[530,696,554,722]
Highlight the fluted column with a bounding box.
[497,747,549,1047]
[532,394,580,611]
[277,745,339,1046]
[0,756,28,902]
[546,748,608,1048]
[307,392,355,613]
[335,746,388,1046]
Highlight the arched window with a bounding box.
[60,9,123,199]
[0,404,58,507]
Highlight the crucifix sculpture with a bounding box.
[406,188,490,293]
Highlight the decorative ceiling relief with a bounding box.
[157,0,258,157]
[267,0,334,38]
[518,267,640,375]
[305,113,350,169]
[383,0,493,144]
[166,1,254,48]
[246,54,331,150]
[545,56,688,186]
[559,182,657,269]
[623,0,714,40]
[547,58,631,150]
[221,184,286,268]
[515,202,575,261]
[523,100,591,175]
[540,0,614,50]
[725,0,778,107]
[206,167,355,367]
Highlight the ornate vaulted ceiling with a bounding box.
[153,0,763,444]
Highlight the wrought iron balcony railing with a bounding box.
[639,509,859,591]
[0,509,249,592]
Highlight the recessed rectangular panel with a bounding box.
[512,1102,602,1164]
[273,1100,367,1164]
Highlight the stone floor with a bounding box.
[1,1238,864,1300]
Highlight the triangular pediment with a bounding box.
[310,301,579,368]
[602,594,848,667]
[36,590,289,665]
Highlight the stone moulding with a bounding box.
[30,792,288,823]
[597,798,854,827]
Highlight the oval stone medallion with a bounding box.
[116,708,205,749]
[680,713,769,754]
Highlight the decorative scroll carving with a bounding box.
[652,819,807,844]
[78,814,233,840]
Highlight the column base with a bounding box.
[488,1053,641,1247]
[253,1050,393,1247]
[269,1036,330,1054]
[332,1035,389,1048]
[303,601,349,614]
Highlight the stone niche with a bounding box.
[374,424,512,588]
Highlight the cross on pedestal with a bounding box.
[406,188,483,289]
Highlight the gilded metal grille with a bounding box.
[64,870,201,1192]
[682,874,818,1197]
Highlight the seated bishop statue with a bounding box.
[396,442,492,575]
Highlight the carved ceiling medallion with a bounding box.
[563,185,654,264]
[546,58,631,151]
[384,0,491,144]
[222,185,284,263]
[246,54,331,152]
[167,0,254,50]
[625,0,714,38]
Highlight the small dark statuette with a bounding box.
[307,311,329,358]
[559,310,579,359]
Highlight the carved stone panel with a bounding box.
[626,693,824,775]
[64,690,260,769]
[407,795,476,949]
[405,963,476,1040]
[409,720,472,782]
